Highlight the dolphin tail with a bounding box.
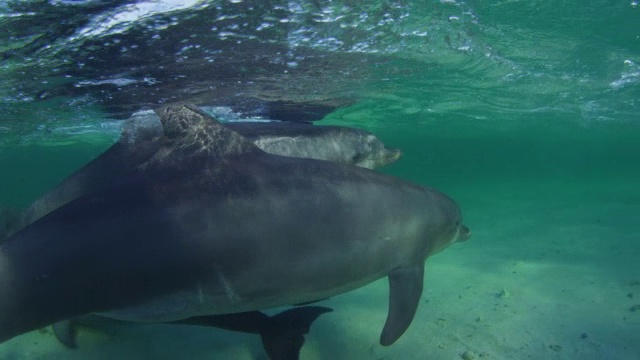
[178,306,333,360]
[258,306,332,360]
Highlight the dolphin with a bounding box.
[0,104,469,352]
[226,121,402,169]
[4,112,400,241]
[114,110,402,170]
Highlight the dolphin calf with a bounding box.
[0,105,469,353]
[116,110,402,169]
[226,121,402,169]
[3,112,400,241]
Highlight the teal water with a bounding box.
[1,1,639,359]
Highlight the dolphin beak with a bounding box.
[458,225,471,241]
[386,148,402,163]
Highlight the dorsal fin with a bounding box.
[119,111,163,150]
[154,104,213,138]
[153,104,262,158]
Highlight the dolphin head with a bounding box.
[379,189,470,347]
[425,196,471,255]
[349,133,402,169]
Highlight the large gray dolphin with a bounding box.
[5,112,400,241]
[0,104,469,350]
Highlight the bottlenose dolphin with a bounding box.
[227,121,402,169]
[130,109,402,169]
[0,105,469,352]
[114,110,402,169]
[4,112,400,241]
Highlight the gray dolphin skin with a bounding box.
[0,105,469,351]
[5,112,400,240]
[226,121,402,169]
[114,111,402,170]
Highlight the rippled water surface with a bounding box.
[1,1,639,359]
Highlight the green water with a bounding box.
[1,0,639,359]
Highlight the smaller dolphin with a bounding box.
[226,122,402,169]
[119,111,401,169]
[0,207,19,242]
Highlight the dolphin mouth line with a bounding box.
[388,149,403,161]
[363,149,402,162]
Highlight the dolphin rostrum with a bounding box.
[0,104,469,351]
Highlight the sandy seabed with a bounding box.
[0,177,638,360]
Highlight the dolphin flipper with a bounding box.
[380,264,424,346]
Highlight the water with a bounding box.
[1,1,639,359]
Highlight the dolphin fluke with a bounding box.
[174,306,332,360]
[259,306,332,360]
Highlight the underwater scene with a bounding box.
[0,1,639,359]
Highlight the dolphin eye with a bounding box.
[352,153,364,163]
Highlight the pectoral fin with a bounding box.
[380,264,424,346]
